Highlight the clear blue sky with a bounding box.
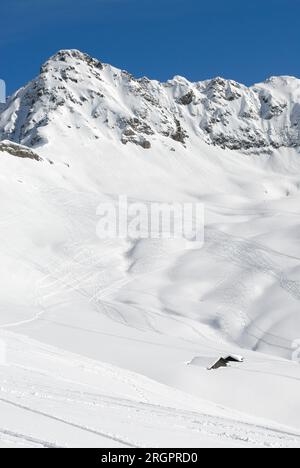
[1,0,300,95]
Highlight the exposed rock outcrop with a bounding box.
[0,140,41,161]
[1,50,300,154]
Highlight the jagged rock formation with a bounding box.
[1,49,300,153]
[0,140,41,161]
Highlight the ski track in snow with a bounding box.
[205,228,300,352]
[2,50,300,446]
[0,343,299,449]
[0,428,61,449]
[0,397,137,448]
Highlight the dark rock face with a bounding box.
[42,50,103,71]
[140,139,151,149]
[204,78,242,102]
[179,91,195,106]
[171,119,189,145]
[121,131,151,149]
[0,141,41,161]
[120,118,153,149]
[122,118,154,136]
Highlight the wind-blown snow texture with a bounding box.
[1,49,300,448]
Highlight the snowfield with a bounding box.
[0,330,300,448]
[1,50,300,448]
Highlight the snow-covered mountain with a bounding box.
[1,50,300,448]
[2,49,300,153]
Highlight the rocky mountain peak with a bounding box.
[1,49,300,154]
[42,49,104,69]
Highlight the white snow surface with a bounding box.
[1,50,300,447]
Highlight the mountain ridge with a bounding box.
[1,49,300,154]
[1,50,300,445]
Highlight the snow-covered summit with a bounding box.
[1,49,300,153]
[1,50,300,447]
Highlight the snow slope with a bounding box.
[1,50,300,447]
[1,330,300,449]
